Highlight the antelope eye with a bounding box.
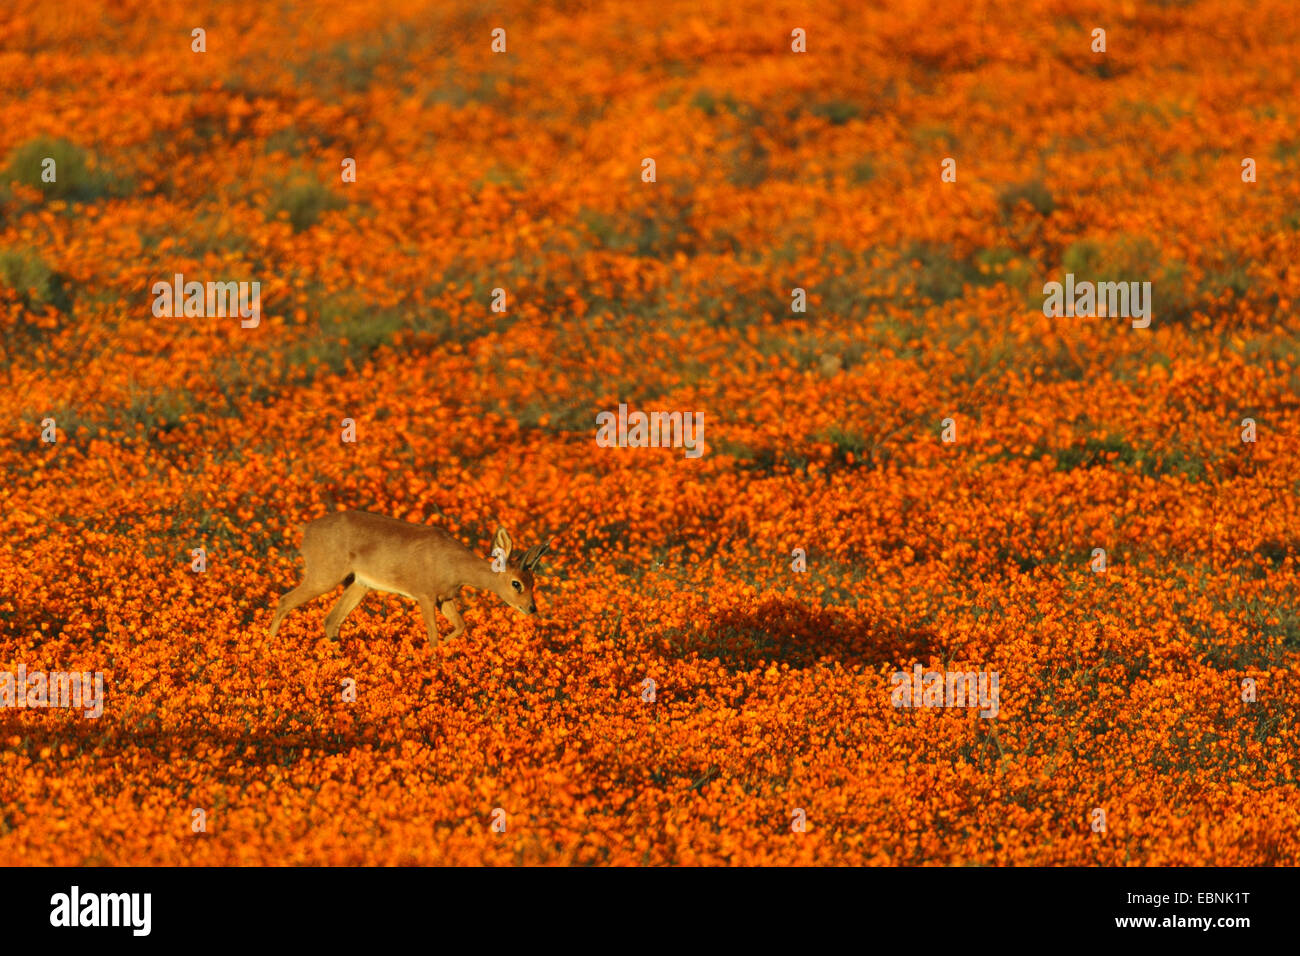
[511,580,523,592]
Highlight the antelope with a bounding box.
[268,511,550,645]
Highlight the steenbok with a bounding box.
[268,511,550,644]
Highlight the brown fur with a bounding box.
[268,511,547,644]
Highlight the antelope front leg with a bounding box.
[417,595,442,646]
[439,600,466,642]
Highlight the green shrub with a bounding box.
[911,123,957,148]
[1061,236,1193,322]
[975,246,1032,291]
[2,137,129,202]
[997,178,1056,217]
[0,247,71,311]
[578,196,699,258]
[850,158,877,183]
[690,90,748,118]
[894,241,998,305]
[820,427,871,465]
[265,172,348,231]
[280,292,447,378]
[810,100,861,125]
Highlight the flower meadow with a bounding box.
[1,0,1298,866]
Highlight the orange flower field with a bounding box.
[1,0,1298,866]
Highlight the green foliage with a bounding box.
[819,427,871,466]
[0,247,72,312]
[997,178,1056,217]
[1048,432,1207,479]
[2,137,130,202]
[265,172,348,231]
[279,292,450,380]
[850,158,877,183]
[894,241,1000,305]
[1061,236,1193,322]
[691,90,748,117]
[911,123,957,148]
[975,246,1032,291]
[578,195,699,258]
[810,100,861,125]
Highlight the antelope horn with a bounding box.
[524,537,553,570]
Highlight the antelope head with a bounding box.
[489,528,552,616]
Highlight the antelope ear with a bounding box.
[520,545,541,570]
[492,527,513,561]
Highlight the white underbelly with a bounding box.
[354,573,416,599]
